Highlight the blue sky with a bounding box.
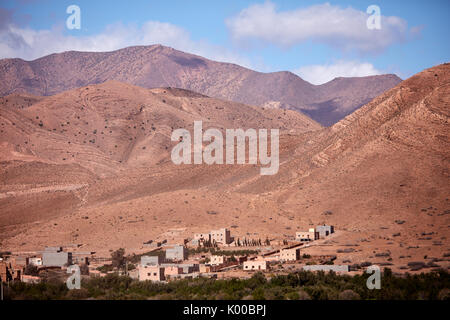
[1,0,449,84]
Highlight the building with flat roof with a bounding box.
[194,233,211,241]
[71,252,92,265]
[243,260,268,271]
[296,228,319,242]
[302,265,348,273]
[316,225,334,238]
[164,266,184,279]
[165,245,188,261]
[210,228,231,244]
[139,265,165,282]
[199,264,212,273]
[141,255,163,266]
[27,257,43,266]
[161,263,199,274]
[42,247,72,267]
[280,248,301,261]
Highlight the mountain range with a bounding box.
[0,44,402,126]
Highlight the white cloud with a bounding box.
[295,61,382,85]
[226,2,409,54]
[0,20,251,68]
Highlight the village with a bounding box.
[1,224,349,285]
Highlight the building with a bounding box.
[71,252,92,265]
[164,266,184,279]
[0,260,9,282]
[243,260,268,271]
[296,228,319,242]
[139,265,165,282]
[210,228,231,244]
[316,225,334,238]
[194,233,211,241]
[165,245,188,261]
[127,269,139,280]
[42,247,72,267]
[199,264,212,273]
[302,265,348,273]
[141,255,163,266]
[27,257,43,266]
[11,256,27,267]
[210,255,226,266]
[280,248,301,261]
[161,263,199,274]
[22,275,41,284]
[0,260,22,282]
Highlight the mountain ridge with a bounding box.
[0,44,402,126]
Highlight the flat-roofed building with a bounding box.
[164,266,184,279]
[27,257,43,266]
[243,259,268,271]
[71,252,92,265]
[210,228,231,244]
[165,245,188,261]
[316,225,334,238]
[161,263,199,274]
[141,255,163,266]
[42,247,72,267]
[194,233,211,241]
[280,248,301,261]
[139,265,165,282]
[302,265,348,273]
[296,228,319,242]
[199,264,212,273]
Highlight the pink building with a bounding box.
[139,265,165,282]
[164,266,183,278]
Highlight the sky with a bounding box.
[0,0,449,84]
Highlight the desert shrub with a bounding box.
[24,264,39,276]
[65,288,90,299]
[438,288,450,300]
[339,289,361,300]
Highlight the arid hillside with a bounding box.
[0,64,448,273]
[0,80,319,230]
[0,45,401,126]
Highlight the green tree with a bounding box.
[111,248,126,270]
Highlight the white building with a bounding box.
[243,259,268,271]
[27,257,43,266]
[296,228,319,242]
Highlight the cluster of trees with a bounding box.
[188,247,259,257]
[201,239,219,248]
[235,238,265,247]
[3,269,450,300]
